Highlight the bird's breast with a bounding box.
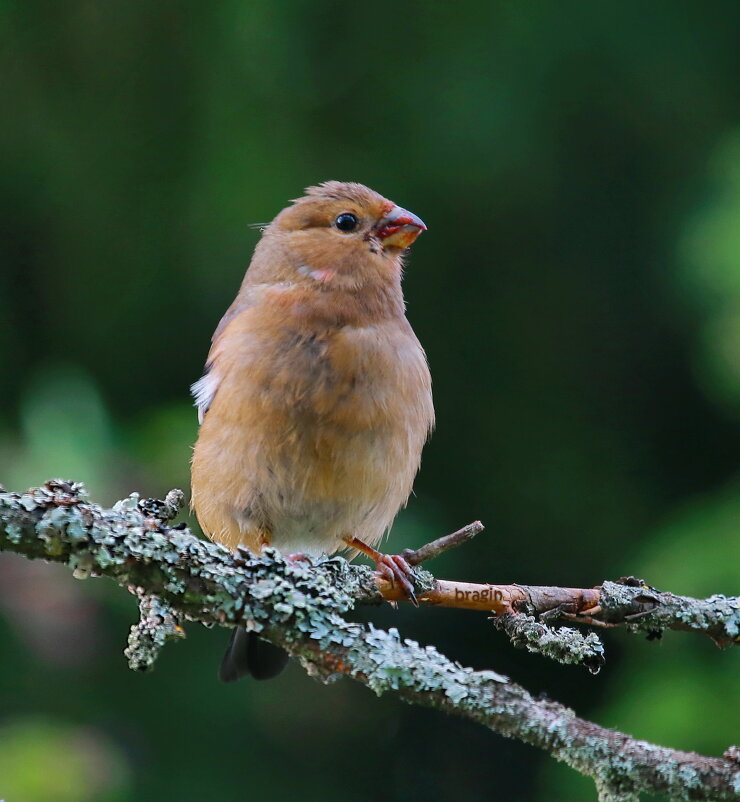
[222,304,428,426]
[209,314,430,476]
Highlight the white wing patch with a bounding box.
[191,371,220,424]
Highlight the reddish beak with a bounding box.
[376,204,427,249]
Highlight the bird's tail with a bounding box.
[218,626,289,682]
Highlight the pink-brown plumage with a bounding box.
[190,181,434,560]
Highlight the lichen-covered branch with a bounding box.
[1,480,739,802]
[491,611,606,674]
[597,577,740,646]
[378,577,740,647]
[124,592,185,671]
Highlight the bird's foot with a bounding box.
[343,536,418,606]
[284,553,311,564]
[375,553,418,606]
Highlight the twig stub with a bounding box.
[402,520,485,566]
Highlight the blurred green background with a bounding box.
[1,2,739,800]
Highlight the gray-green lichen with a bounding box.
[493,612,606,674]
[2,480,740,802]
[600,580,740,645]
[125,593,185,671]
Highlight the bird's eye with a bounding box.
[335,213,358,232]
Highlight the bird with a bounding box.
[190,181,434,680]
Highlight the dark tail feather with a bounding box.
[219,626,289,682]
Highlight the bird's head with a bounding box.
[249,181,426,292]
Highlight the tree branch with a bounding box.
[1,480,739,802]
[376,576,740,647]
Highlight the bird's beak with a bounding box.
[376,204,427,249]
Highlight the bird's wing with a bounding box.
[190,295,252,424]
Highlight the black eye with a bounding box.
[335,213,358,232]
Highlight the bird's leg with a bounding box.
[343,536,418,606]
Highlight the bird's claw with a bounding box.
[342,535,419,606]
[375,553,418,606]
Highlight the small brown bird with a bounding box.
[190,181,434,679]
